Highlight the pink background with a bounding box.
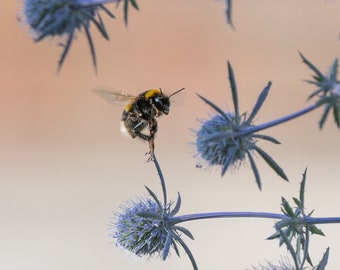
[1,1,340,269]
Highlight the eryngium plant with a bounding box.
[194,54,340,190]
[111,155,197,269]
[23,0,115,71]
[195,62,288,189]
[111,156,340,270]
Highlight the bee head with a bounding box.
[153,93,170,115]
[156,87,184,115]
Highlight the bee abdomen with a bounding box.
[120,121,134,138]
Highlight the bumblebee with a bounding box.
[94,88,184,159]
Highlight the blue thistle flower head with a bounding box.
[194,62,288,189]
[196,112,254,170]
[24,0,92,38]
[112,197,168,257]
[111,185,197,268]
[22,0,115,71]
[299,52,340,128]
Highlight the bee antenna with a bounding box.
[169,87,185,98]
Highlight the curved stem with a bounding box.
[152,153,167,206]
[236,103,318,138]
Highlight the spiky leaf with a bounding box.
[174,226,195,240]
[246,150,262,190]
[299,52,325,81]
[170,192,182,216]
[281,197,295,217]
[309,225,325,236]
[145,186,162,209]
[316,247,330,270]
[224,0,234,28]
[247,81,271,124]
[196,94,232,123]
[252,134,281,144]
[162,231,173,260]
[254,145,288,181]
[227,61,240,120]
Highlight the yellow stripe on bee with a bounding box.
[144,89,162,99]
[124,102,132,112]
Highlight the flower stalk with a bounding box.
[234,103,318,138]
[168,212,340,227]
[152,153,167,206]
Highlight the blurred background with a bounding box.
[1,0,340,269]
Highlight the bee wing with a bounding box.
[93,89,137,106]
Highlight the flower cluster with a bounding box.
[196,112,255,169]
[112,196,168,257]
[23,0,115,71]
[195,62,288,189]
[300,52,340,128]
[22,0,140,71]
[111,155,197,268]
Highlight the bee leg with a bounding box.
[151,104,160,117]
[130,120,150,141]
[132,125,153,158]
[149,118,158,136]
[147,136,155,161]
[146,119,158,161]
[133,131,150,141]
